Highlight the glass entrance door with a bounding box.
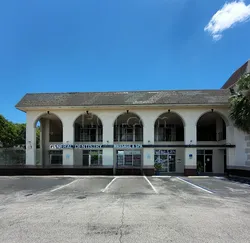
[154,150,176,172]
[197,150,213,173]
[205,155,212,172]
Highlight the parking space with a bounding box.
[183,176,250,198]
[103,176,156,194]
[0,176,74,195]
[2,175,250,199]
[51,176,115,194]
[1,175,250,243]
[147,176,211,195]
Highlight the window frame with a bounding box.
[114,125,143,142]
[82,150,103,166]
[116,149,142,167]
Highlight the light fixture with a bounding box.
[148,140,150,143]
[229,87,235,95]
[28,141,32,149]
[107,140,109,144]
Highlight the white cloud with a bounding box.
[204,0,250,41]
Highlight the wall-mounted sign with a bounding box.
[114,144,142,149]
[49,144,143,149]
[50,144,103,149]
[189,154,193,159]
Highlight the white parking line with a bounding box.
[144,176,158,194]
[50,179,79,192]
[177,177,214,194]
[101,177,117,192]
[152,176,171,178]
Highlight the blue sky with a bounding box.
[0,0,250,123]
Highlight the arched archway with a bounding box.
[74,112,103,142]
[196,111,228,174]
[196,111,227,141]
[34,112,63,166]
[114,112,143,142]
[154,112,184,142]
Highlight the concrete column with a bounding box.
[62,119,74,167]
[103,148,114,167]
[39,118,44,166]
[227,147,236,168]
[102,117,114,167]
[143,117,155,144]
[143,148,154,167]
[216,117,223,141]
[142,116,155,175]
[226,125,236,169]
[26,114,36,166]
[103,118,114,144]
[226,125,234,144]
[184,123,197,175]
[41,119,50,166]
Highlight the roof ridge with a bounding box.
[26,89,226,95]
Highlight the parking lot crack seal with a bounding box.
[118,199,125,243]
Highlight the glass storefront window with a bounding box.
[82,150,103,166]
[154,150,176,172]
[116,150,142,167]
[124,151,133,166]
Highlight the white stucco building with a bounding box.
[15,60,250,176]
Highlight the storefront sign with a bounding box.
[50,144,103,149]
[49,144,143,149]
[114,144,142,149]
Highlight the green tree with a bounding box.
[0,115,18,147]
[14,123,26,145]
[229,73,250,133]
[0,115,40,148]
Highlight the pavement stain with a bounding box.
[76,195,87,199]
[86,224,120,236]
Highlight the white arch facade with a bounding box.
[25,107,238,175]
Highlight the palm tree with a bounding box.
[229,73,250,133]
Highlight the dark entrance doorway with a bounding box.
[197,150,213,173]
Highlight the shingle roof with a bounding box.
[221,60,250,89]
[15,89,231,109]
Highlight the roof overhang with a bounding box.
[16,103,229,113]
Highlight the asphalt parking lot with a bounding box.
[1,175,250,243]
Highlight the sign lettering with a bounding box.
[113,144,142,149]
[49,144,143,149]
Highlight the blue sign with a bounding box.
[49,144,142,149]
